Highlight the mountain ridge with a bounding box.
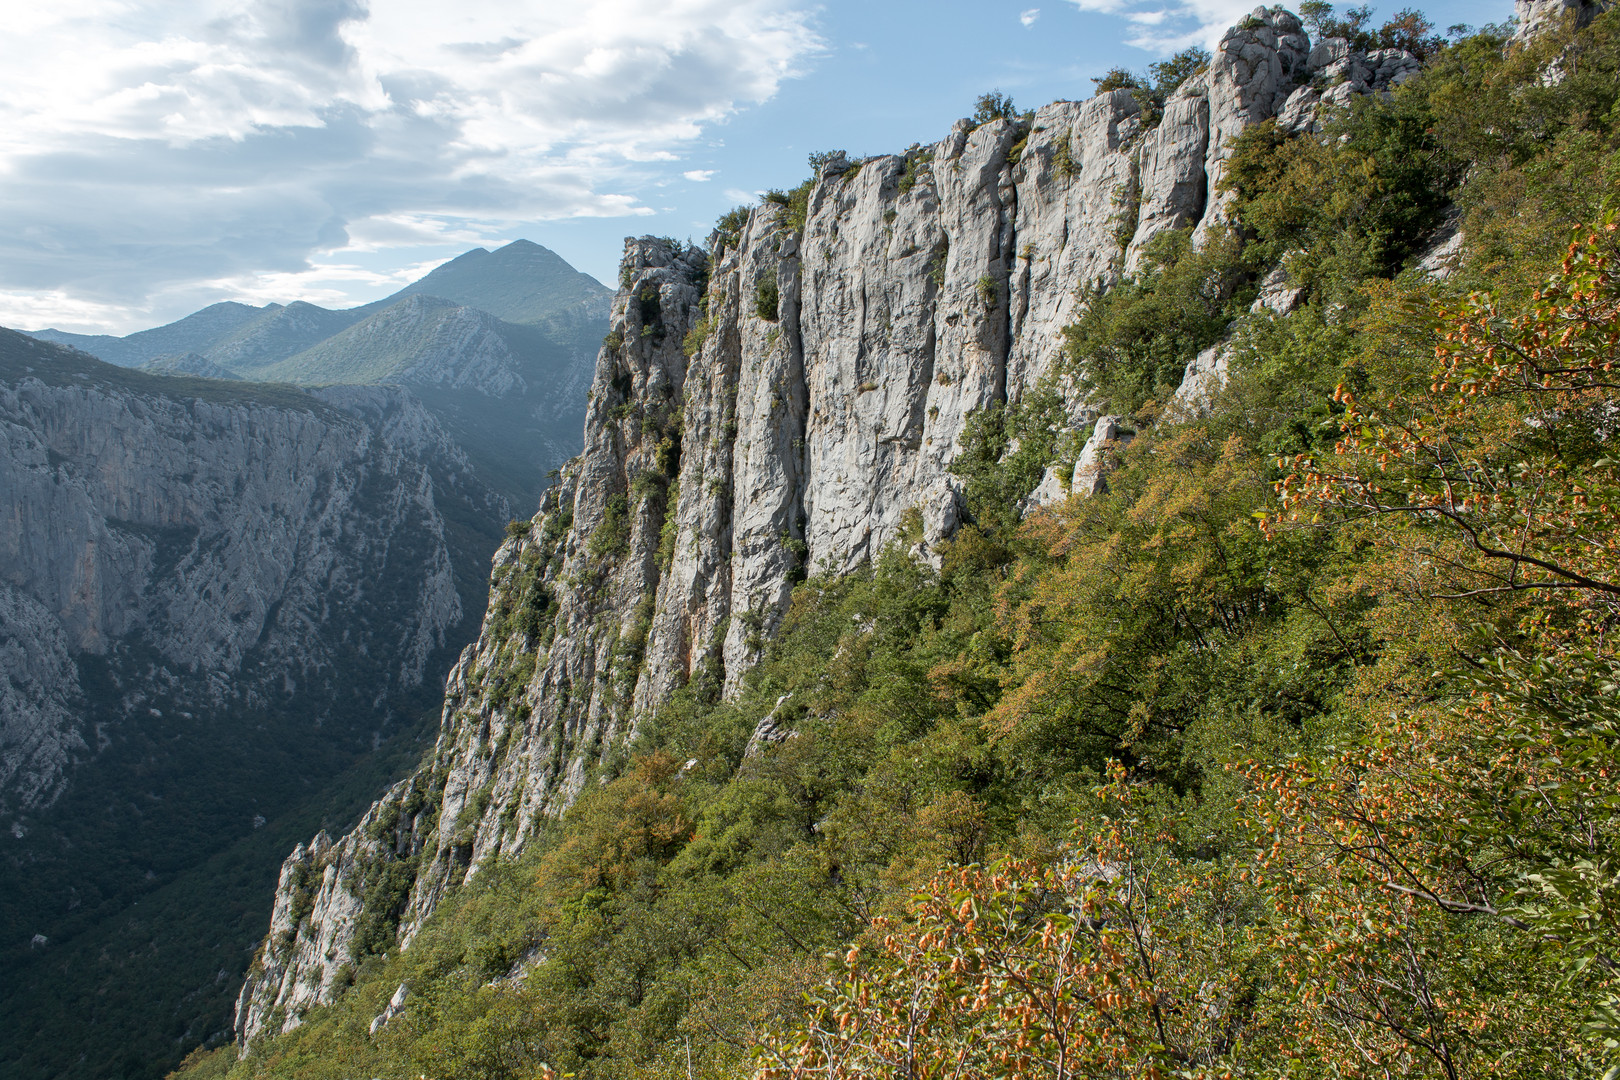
[27,240,609,371]
[24,240,609,511]
[146,2,1620,1077]
[233,1,1327,1045]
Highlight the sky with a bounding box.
[2,0,1515,335]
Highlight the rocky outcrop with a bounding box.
[1010,93,1143,398]
[0,330,507,816]
[1072,416,1134,496]
[1170,343,1234,415]
[1196,7,1311,239]
[1515,0,1613,41]
[238,5,1452,1048]
[0,588,83,815]
[1126,6,1440,271]
[1275,40,1422,135]
[1126,91,1210,273]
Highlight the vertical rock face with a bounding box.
[1198,6,1310,235]
[1515,0,1613,41]
[1125,90,1208,273]
[237,237,711,1043]
[238,4,1438,1046]
[0,589,83,815]
[1010,92,1144,389]
[0,332,505,819]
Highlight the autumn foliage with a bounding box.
[755,228,1620,1079]
[755,774,1252,1080]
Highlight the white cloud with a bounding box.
[1020,9,1041,27]
[683,169,715,181]
[0,290,151,336]
[1061,0,1256,50]
[0,0,823,331]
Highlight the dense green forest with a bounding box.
[177,8,1620,1078]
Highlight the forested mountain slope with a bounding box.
[181,2,1620,1077]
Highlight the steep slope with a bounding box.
[233,6,1362,1045]
[0,328,510,1080]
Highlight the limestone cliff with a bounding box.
[236,5,1440,1045]
[0,329,507,818]
[1515,0,1614,41]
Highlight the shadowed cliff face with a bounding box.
[0,328,515,1077]
[234,4,1449,1046]
[0,344,506,818]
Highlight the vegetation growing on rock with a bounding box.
[177,9,1620,1080]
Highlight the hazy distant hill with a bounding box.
[203,300,366,371]
[32,301,267,368]
[141,353,242,380]
[26,240,611,509]
[366,239,607,326]
[253,295,537,391]
[28,241,608,372]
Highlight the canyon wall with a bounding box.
[237,5,1430,1044]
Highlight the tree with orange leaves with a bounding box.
[752,774,1265,1080]
[1271,217,1620,611]
[1252,219,1620,1075]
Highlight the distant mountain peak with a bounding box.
[438,246,492,265]
[375,239,608,326]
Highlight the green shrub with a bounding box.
[587,493,631,559]
[754,273,780,321]
[1052,133,1076,178]
[1061,226,1249,418]
[972,90,1018,125]
[898,146,933,194]
[712,206,750,260]
[761,177,815,233]
[1091,67,1142,95]
[1149,47,1209,98]
[682,317,710,357]
[927,239,949,289]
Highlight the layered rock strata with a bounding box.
[238,5,1449,1045]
